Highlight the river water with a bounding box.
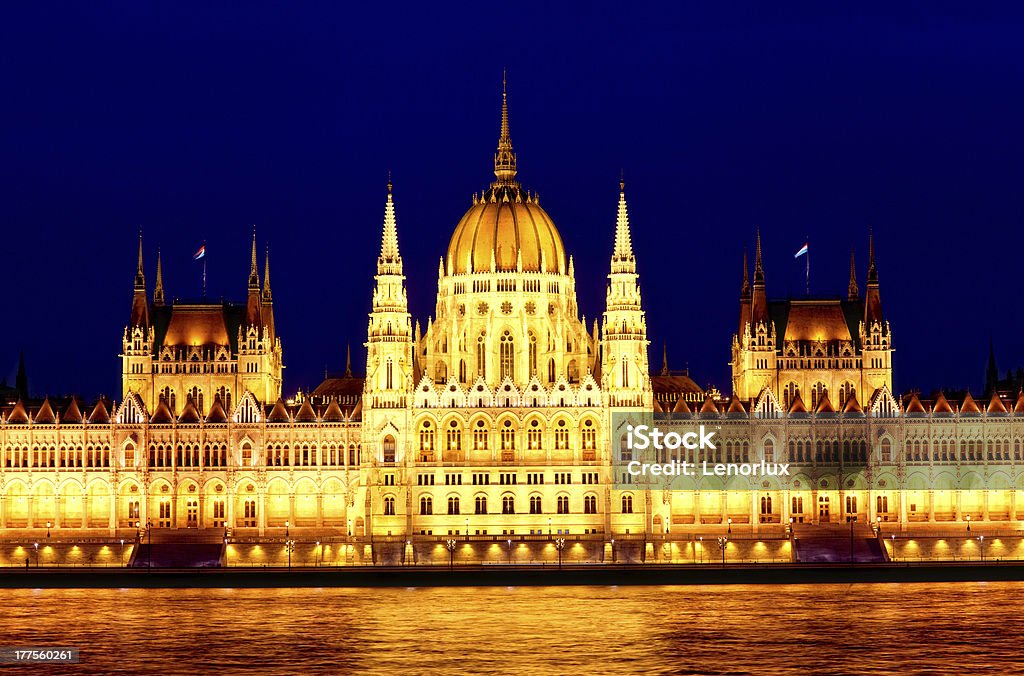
[1,582,1020,674]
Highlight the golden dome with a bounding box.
[446,77,567,275]
[447,188,566,274]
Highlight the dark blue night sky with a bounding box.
[2,3,1023,400]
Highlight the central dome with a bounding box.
[447,185,566,274]
[445,80,566,275]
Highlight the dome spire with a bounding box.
[378,178,402,273]
[493,70,517,184]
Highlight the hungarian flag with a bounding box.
[794,242,808,258]
[193,245,206,260]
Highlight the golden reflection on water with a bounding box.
[1,583,1021,674]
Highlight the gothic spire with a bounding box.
[661,343,669,376]
[379,179,401,263]
[753,227,764,284]
[611,177,636,274]
[345,342,353,377]
[154,247,165,306]
[847,247,858,301]
[740,247,750,298]
[493,70,517,184]
[130,230,149,328]
[262,246,272,302]
[134,230,145,290]
[867,227,878,284]
[248,227,260,290]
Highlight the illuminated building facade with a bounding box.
[0,85,1022,550]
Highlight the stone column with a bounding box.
[54,494,62,529]
[108,490,117,535]
[1011,489,1018,523]
[928,490,936,523]
[810,488,819,525]
[226,490,235,529]
[171,491,178,528]
[751,491,759,534]
[27,494,33,529]
[258,490,267,536]
[693,490,701,526]
[199,492,206,529]
[781,489,790,526]
[317,494,324,528]
[289,493,296,528]
[982,489,990,522]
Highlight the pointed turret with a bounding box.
[262,246,272,302]
[611,178,635,274]
[130,231,149,328]
[246,229,262,328]
[847,247,859,301]
[262,246,275,342]
[750,229,769,328]
[864,228,883,324]
[378,178,402,273]
[738,247,751,336]
[345,343,353,377]
[153,248,165,306]
[660,343,669,376]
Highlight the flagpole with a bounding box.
[805,235,810,296]
[202,240,207,302]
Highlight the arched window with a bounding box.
[880,439,892,463]
[446,420,462,454]
[763,439,774,462]
[459,359,467,383]
[811,382,827,409]
[529,495,542,514]
[548,358,556,383]
[527,419,542,450]
[557,495,569,514]
[500,330,515,381]
[554,420,569,450]
[475,495,488,514]
[473,419,488,450]
[240,441,252,467]
[477,333,487,379]
[382,435,396,463]
[383,496,395,515]
[502,494,515,514]
[420,496,433,515]
[435,361,447,383]
[500,419,515,455]
[419,421,435,459]
[621,494,633,514]
[448,496,460,515]
[783,382,799,409]
[581,419,597,450]
[584,495,597,514]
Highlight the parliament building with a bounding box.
[1,85,1021,562]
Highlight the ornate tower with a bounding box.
[600,179,651,408]
[122,233,155,399]
[363,180,414,461]
[732,230,777,399]
[860,230,893,393]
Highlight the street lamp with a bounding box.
[875,515,882,535]
[717,536,728,567]
[699,536,703,564]
[507,538,513,564]
[966,514,971,532]
[849,515,858,563]
[147,519,153,570]
[285,539,295,569]
[548,517,552,540]
[315,541,321,568]
[890,534,896,562]
[787,516,794,537]
[465,518,469,542]
[347,518,352,538]
[727,517,732,534]
[445,538,457,570]
[555,538,566,569]
[120,538,125,567]
[285,520,290,538]
[611,538,616,563]
[34,542,39,567]
[46,521,51,538]
[979,535,985,562]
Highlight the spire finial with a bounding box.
[867,226,878,283]
[154,247,165,306]
[753,228,764,283]
[611,176,635,270]
[378,180,401,269]
[345,342,353,377]
[619,168,625,193]
[661,342,669,376]
[248,226,260,289]
[262,245,272,301]
[387,170,392,195]
[847,246,859,300]
[493,71,517,183]
[741,247,750,296]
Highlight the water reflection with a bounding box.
[0,583,1020,674]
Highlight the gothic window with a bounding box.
[557,495,569,514]
[240,442,252,467]
[548,358,556,383]
[500,420,515,451]
[581,419,597,450]
[420,496,433,515]
[448,496,460,515]
[783,382,799,409]
[529,495,542,514]
[502,494,515,514]
[475,495,488,514]
[527,419,542,450]
[418,422,435,460]
[568,359,579,383]
[473,419,488,451]
[838,382,855,406]
[384,496,396,515]
[555,420,570,450]
[383,435,396,463]
[621,494,633,514]
[500,331,514,382]
[584,494,597,514]
[386,359,394,389]
[810,382,826,409]
[880,439,892,463]
[763,439,774,462]
[435,361,447,383]
[477,334,487,379]
[446,420,462,453]
[459,359,467,383]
